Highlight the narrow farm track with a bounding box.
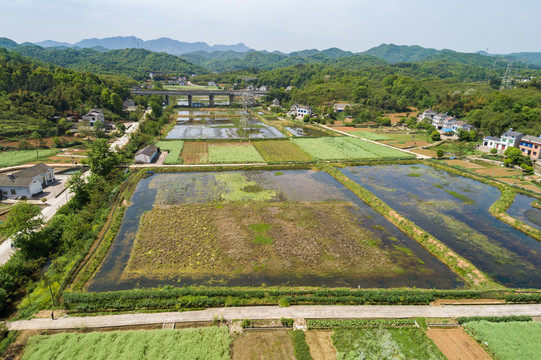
[7,304,541,331]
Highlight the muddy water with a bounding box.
[341,164,541,288]
[507,194,541,231]
[87,170,462,292]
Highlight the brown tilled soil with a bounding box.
[180,142,208,164]
[410,149,437,157]
[474,167,522,177]
[305,331,337,360]
[232,330,295,360]
[427,328,491,360]
[444,160,483,168]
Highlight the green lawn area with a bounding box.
[332,328,445,360]
[208,143,265,163]
[465,321,541,360]
[21,327,232,360]
[155,141,184,164]
[0,149,60,168]
[253,140,313,163]
[291,137,413,160]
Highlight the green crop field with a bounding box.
[465,321,541,360]
[332,328,445,360]
[208,143,265,163]
[21,327,232,360]
[0,149,60,167]
[347,131,393,141]
[253,140,312,163]
[291,137,412,160]
[155,141,184,164]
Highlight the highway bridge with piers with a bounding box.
[130,89,268,107]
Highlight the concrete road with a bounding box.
[6,304,541,331]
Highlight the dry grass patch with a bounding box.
[181,142,208,164]
[124,201,399,279]
[305,331,337,360]
[232,330,295,360]
[474,167,522,177]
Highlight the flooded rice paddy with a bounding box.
[87,170,462,292]
[340,164,541,288]
[507,194,541,231]
[166,110,285,139]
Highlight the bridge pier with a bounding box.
[164,95,169,106]
[209,95,214,107]
[229,94,235,105]
[187,95,193,107]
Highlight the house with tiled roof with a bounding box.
[519,135,541,160]
[0,163,54,199]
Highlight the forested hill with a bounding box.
[180,49,386,72]
[0,48,133,136]
[12,46,208,79]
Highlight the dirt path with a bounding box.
[7,304,541,331]
[427,328,491,360]
[305,330,336,360]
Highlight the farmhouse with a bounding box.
[519,135,541,160]
[271,98,281,107]
[418,108,437,121]
[0,163,54,199]
[82,109,105,127]
[134,144,159,164]
[500,129,524,150]
[482,136,501,149]
[333,103,351,112]
[290,104,313,118]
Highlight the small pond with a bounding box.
[86,170,463,292]
[340,164,541,288]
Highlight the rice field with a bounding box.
[208,143,265,163]
[332,328,446,360]
[253,140,312,163]
[291,137,412,160]
[0,149,60,167]
[155,141,184,164]
[21,327,232,360]
[465,321,541,360]
[347,131,393,141]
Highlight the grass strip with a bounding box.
[291,330,313,360]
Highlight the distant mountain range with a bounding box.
[1,37,540,75]
[31,36,252,55]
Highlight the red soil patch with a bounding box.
[474,167,522,177]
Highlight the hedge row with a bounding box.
[457,316,532,324]
[307,318,415,329]
[505,294,541,303]
[63,288,489,312]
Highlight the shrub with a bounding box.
[281,318,294,327]
[241,319,252,328]
[490,148,498,154]
[436,149,444,158]
[278,297,290,307]
[457,315,531,324]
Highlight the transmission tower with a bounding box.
[239,91,258,129]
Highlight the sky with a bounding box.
[1,0,540,54]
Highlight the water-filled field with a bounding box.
[87,170,462,291]
[507,193,541,231]
[340,164,541,288]
[166,109,285,139]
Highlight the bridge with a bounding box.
[130,89,268,107]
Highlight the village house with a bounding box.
[519,135,541,160]
[500,129,524,151]
[0,163,55,199]
[271,98,281,107]
[285,86,294,92]
[482,136,501,149]
[82,109,105,127]
[418,108,437,121]
[452,120,475,133]
[134,144,159,164]
[290,104,313,118]
[259,86,268,92]
[333,103,351,113]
